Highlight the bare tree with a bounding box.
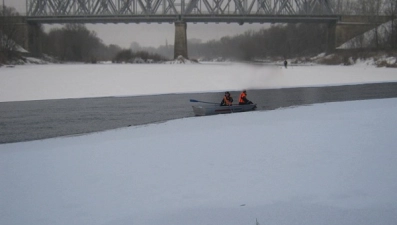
[384,0,397,48]
[44,24,121,62]
[0,6,23,62]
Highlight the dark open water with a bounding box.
[1,82,397,144]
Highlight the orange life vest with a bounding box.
[239,92,247,103]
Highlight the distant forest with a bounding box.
[152,23,329,61]
[31,19,397,63]
[1,0,396,63]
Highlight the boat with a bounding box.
[192,104,257,116]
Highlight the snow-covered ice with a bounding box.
[1,62,397,225]
[1,62,397,102]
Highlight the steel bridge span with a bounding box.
[25,0,341,58]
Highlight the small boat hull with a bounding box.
[192,104,257,116]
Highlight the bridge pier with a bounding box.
[326,22,336,53]
[174,21,188,59]
[27,23,43,57]
[19,19,29,52]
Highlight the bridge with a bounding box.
[18,0,391,58]
[26,0,337,23]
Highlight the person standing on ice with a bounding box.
[238,90,253,105]
[284,60,288,68]
[220,91,233,106]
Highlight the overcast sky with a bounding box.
[6,0,269,48]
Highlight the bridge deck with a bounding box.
[26,0,338,24]
[26,14,340,24]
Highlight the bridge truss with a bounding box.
[26,0,338,23]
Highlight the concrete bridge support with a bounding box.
[327,22,337,53]
[18,18,29,52]
[27,22,43,57]
[174,21,188,59]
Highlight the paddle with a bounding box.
[189,99,219,105]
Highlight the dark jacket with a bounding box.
[220,96,233,106]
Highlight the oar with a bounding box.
[190,99,219,105]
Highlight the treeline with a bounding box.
[1,5,168,64]
[186,24,328,60]
[124,24,329,61]
[113,49,167,63]
[41,24,170,63]
[152,0,397,60]
[41,24,122,62]
[0,6,121,64]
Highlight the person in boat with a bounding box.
[239,90,253,105]
[220,91,233,106]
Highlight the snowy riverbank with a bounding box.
[1,63,397,225]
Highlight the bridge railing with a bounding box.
[26,0,334,17]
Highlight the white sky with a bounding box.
[6,0,269,48]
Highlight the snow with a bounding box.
[0,35,28,53]
[16,45,28,53]
[23,57,50,64]
[1,62,397,225]
[1,62,397,102]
